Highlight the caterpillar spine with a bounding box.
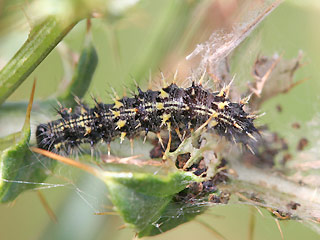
[36,82,259,154]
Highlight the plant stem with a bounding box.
[0,16,78,106]
[226,162,320,225]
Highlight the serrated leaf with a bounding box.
[31,148,203,237]
[0,81,56,203]
[138,198,208,237]
[104,170,201,236]
[104,170,198,197]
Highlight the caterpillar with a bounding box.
[36,82,259,154]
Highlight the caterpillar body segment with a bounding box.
[36,83,259,154]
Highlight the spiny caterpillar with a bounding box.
[36,82,259,154]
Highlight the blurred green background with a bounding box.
[0,0,320,239]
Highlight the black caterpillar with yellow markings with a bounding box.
[36,82,259,154]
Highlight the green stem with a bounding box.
[0,16,78,106]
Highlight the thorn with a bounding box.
[19,4,34,29]
[231,134,237,144]
[92,96,102,109]
[250,54,281,97]
[31,147,100,176]
[195,111,218,134]
[90,143,94,161]
[133,233,139,240]
[94,211,119,216]
[240,93,253,105]
[117,224,127,230]
[247,112,265,119]
[74,96,82,105]
[130,138,134,155]
[148,69,152,89]
[173,68,179,83]
[8,199,16,208]
[91,94,98,104]
[131,77,139,89]
[254,206,264,217]
[135,122,141,129]
[137,87,144,97]
[181,130,186,140]
[217,75,235,97]
[283,77,309,93]
[225,75,235,97]
[195,218,227,240]
[107,143,111,156]
[127,87,135,96]
[233,122,243,130]
[175,128,183,141]
[275,219,284,240]
[160,71,168,87]
[57,101,63,109]
[122,86,127,97]
[256,112,266,118]
[163,125,172,161]
[156,132,165,150]
[24,78,36,127]
[111,87,120,100]
[86,18,91,33]
[248,207,256,240]
[217,85,226,97]
[198,69,206,85]
[247,132,257,142]
[246,144,255,155]
[80,106,87,114]
[208,72,220,85]
[37,190,58,223]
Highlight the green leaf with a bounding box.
[0,81,56,203]
[101,170,201,235]
[138,198,208,237]
[0,133,56,203]
[0,30,100,202]
[105,171,198,197]
[32,142,203,237]
[0,34,98,136]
